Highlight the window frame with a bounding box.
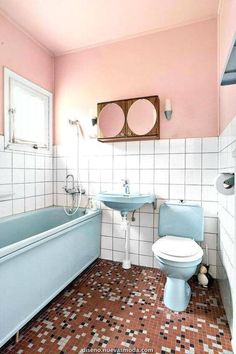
[4,67,53,154]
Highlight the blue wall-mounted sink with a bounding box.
[96,192,156,214]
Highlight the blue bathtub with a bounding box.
[0,207,101,347]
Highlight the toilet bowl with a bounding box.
[152,202,204,312]
[152,236,203,311]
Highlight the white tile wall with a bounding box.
[218,116,236,336]
[0,135,53,217]
[54,136,219,276]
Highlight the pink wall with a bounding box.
[218,0,236,133]
[55,19,217,144]
[0,14,54,134]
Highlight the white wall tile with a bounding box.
[170,170,185,184]
[0,169,12,184]
[101,222,113,237]
[24,197,35,211]
[140,212,153,227]
[25,154,35,169]
[155,154,169,169]
[113,238,125,252]
[36,196,44,209]
[186,138,202,153]
[202,169,218,185]
[13,198,24,214]
[127,155,139,169]
[0,152,12,168]
[140,155,154,169]
[139,255,153,267]
[202,137,218,153]
[186,154,201,169]
[113,142,126,155]
[130,226,139,240]
[154,169,169,184]
[140,241,153,256]
[140,227,153,242]
[114,155,126,170]
[155,139,169,154]
[127,170,139,184]
[13,184,24,199]
[169,184,184,200]
[204,217,218,234]
[202,185,217,202]
[127,141,139,155]
[170,154,185,169]
[13,169,24,184]
[100,249,112,260]
[185,185,201,201]
[130,239,139,254]
[140,170,153,184]
[186,170,201,185]
[25,169,35,183]
[113,251,124,262]
[0,200,12,217]
[140,141,154,154]
[101,236,112,250]
[36,155,45,169]
[202,153,218,169]
[155,184,169,199]
[170,139,185,153]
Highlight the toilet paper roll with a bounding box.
[214,173,234,195]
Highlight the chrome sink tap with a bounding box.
[122,179,130,195]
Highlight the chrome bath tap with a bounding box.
[64,174,77,194]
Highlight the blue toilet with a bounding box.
[152,202,204,312]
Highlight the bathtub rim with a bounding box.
[0,207,101,261]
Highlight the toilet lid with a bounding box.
[153,235,202,259]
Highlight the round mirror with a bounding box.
[127,99,156,135]
[99,103,125,138]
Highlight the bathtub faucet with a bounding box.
[64,174,85,195]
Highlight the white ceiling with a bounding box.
[0,0,219,55]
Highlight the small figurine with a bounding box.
[197,264,213,288]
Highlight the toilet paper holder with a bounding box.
[215,172,235,195]
[223,173,234,189]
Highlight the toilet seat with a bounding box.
[152,235,203,262]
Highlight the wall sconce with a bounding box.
[164,98,172,120]
[89,109,97,138]
[91,117,97,126]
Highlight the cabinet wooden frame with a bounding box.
[97,95,160,142]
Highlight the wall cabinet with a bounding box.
[97,95,160,142]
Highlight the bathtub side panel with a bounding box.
[0,212,101,348]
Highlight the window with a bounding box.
[4,68,52,152]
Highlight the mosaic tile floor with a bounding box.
[1,259,233,354]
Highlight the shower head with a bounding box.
[68,119,85,138]
[69,119,80,126]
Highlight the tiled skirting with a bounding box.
[53,137,219,277]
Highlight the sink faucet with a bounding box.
[122,179,130,195]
